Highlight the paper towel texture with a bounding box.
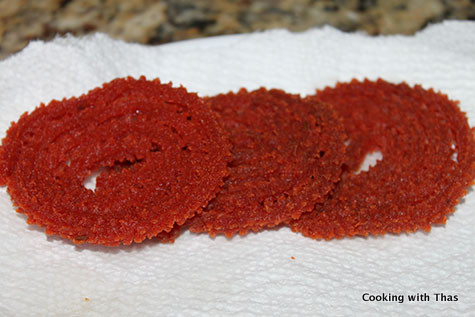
[0,21,474,316]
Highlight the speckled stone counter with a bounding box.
[1,0,474,60]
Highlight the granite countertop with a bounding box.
[1,0,474,60]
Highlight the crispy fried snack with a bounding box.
[190,88,346,237]
[0,77,231,246]
[292,79,475,239]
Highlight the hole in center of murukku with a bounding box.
[83,167,109,192]
[450,142,458,163]
[82,159,144,192]
[355,150,383,175]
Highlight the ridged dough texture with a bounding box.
[189,88,346,237]
[1,77,473,245]
[0,77,231,246]
[291,79,475,239]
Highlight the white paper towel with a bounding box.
[1,21,474,316]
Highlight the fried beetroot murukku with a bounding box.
[291,79,475,239]
[189,88,346,237]
[0,77,231,246]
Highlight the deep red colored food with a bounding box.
[189,88,346,237]
[0,77,231,246]
[291,79,475,239]
[155,224,182,243]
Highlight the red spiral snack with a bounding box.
[0,77,231,246]
[189,88,346,237]
[291,79,475,239]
